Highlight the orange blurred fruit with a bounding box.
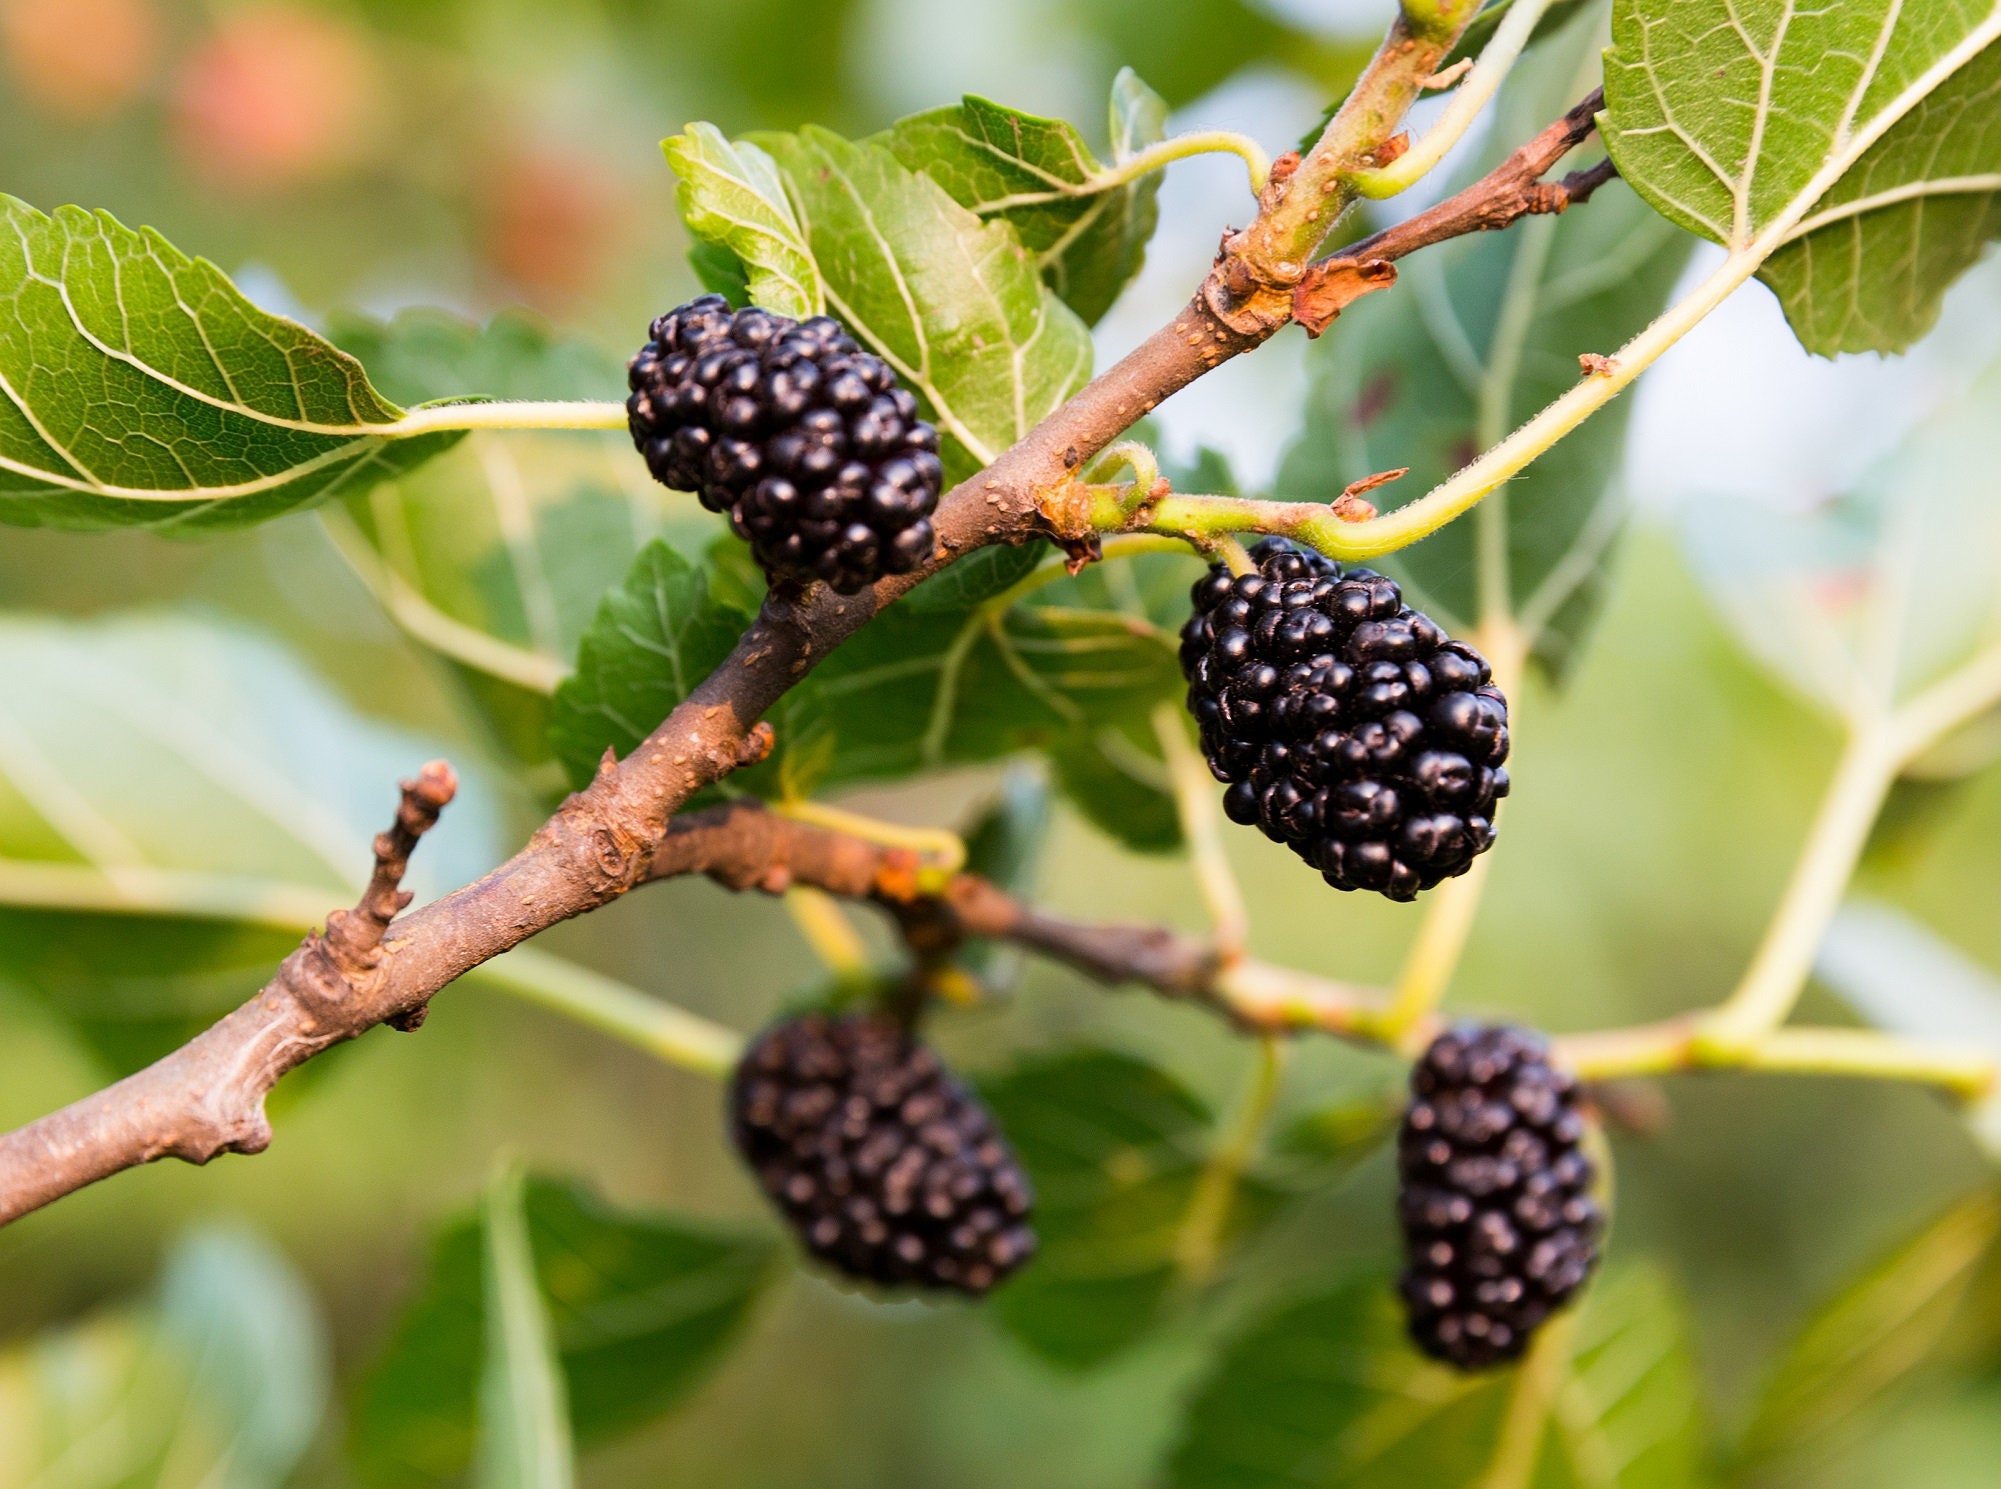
[173,5,379,191]
[1,0,161,123]
[480,144,624,305]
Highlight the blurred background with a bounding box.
[4,1,2001,1485]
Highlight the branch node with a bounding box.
[737,721,777,768]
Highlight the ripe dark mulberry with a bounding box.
[1177,538,1509,901]
[729,1012,1036,1295]
[1397,1024,1602,1370]
[627,296,942,593]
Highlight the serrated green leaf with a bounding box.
[350,1176,777,1489]
[881,70,1168,324]
[0,612,505,1075]
[476,1167,575,1489]
[664,126,822,322]
[980,1049,1277,1368]
[756,126,1094,483]
[1282,13,1692,675]
[547,540,752,788]
[0,1227,330,1489]
[0,196,457,531]
[1735,1190,2001,1475]
[1604,0,2001,355]
[1168,1264,1702,1489]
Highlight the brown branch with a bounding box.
[1292,88,1614,335]
[640,802,1391,1041]
[0,12,1483,1230]
[0,765,457,1226]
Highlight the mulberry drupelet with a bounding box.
[1178,537,1510,901]
[729,1012,1037,1295]
[1397,1024,1602,1369]
[627,295,942,592]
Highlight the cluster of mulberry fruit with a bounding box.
[627,296,942,593]
[1178,538,1510,902]
[1396,1024,1602,1369]
[729,1012,1036,1295]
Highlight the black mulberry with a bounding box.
[730,1012,1036,1295]
[1178,537,1509,901]
[1397,1024,1602,1369]
[628,296,942,592]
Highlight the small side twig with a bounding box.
[0,764,457,1227]
[1293,88,1614,335]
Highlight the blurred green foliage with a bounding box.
[3,2,2001,1487]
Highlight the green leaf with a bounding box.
[349,1176,778,1489]
[1604,0,2001,354]
[1546,1266,1709,1489]
[688,241,753,308]
[323,310,681,769]
[756,126,1094,483]
[0,612,505,1074]
[1735,1189,2001,1475]
[1166,1274,1507,1489]
[902,542,1048,614]
[0,196,457,532]
[1445,0,1597,67]
[881,69,1169,324]
[979,1048,1274,1368]
[547,539,752,788]
[663,125,823,322]
[476,1167,576,1489]
[0,1226,330,1489]
[1167,1264,1704,1489]
[1681,356,2001,726]
[326,308,621,408]
[1063,0,1328,109]
[1280,13,1693,674]
[772,579,1185,819]
[956,766,1054,988]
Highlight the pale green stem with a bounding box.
[1211,958,1395,1040]
[1698,723,1903,1052]
[1350,0,1558,199]
[1175,1036,1286,1285]
[317,510,568,695]
[375,401,630,436]
[0,858,333,930]
[1554,1019,1994,1101]
[973,132,1273,211]
[0,853,745,1076]
[1101,245,1761,563]
[1890,635,2001,760]
[1382,617,1526,1046]
[471,946,743,1077]
[771,798,966,878]
[784,885,874,978]
[1744,1028,1996,1097]
[1153,702,1249,962]
[1477,1308,1574,1489]
[1113,132,1273,197]
[1217,536,1255,577]
[1475,216,1559,627]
